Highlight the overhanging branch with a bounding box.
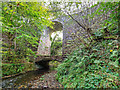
[65,11,86,30]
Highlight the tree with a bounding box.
[2,2,53,62]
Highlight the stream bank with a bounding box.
[2,61,63,89]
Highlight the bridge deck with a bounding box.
[35,55,67,62]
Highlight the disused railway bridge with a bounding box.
[36,4,102,66]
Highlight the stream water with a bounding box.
[2,68,49,88]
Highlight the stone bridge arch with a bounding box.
[37,20,64,56]
[36,3,108,62]
[37,4,101,57]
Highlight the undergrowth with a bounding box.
[56,39,119,88]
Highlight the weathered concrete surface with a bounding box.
[37,21,63,56]
[37,28,51,56]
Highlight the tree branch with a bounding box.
[65,11,93,42]
[3,25,23,30]
[65,11,86,30]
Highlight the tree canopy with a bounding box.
[2,2,53,61]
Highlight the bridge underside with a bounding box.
[35,60,50,69]
[35,55,66,69]
[35,55,66,62]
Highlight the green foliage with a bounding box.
[55,2,119,88]
[2,63,35,77]
[40,75,45,81]
[2,2,53,62]
[49,60,61,70]
[56,39,119,88]
[50,33,62,55]
[91,2,119,37]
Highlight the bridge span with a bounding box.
[34,55,67,69]
[35,55,67,62]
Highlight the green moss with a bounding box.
[49,60,61,70]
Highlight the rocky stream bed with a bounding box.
[2,62,63,89]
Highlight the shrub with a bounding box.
[56,39,119,88]
[2,63,35,77]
